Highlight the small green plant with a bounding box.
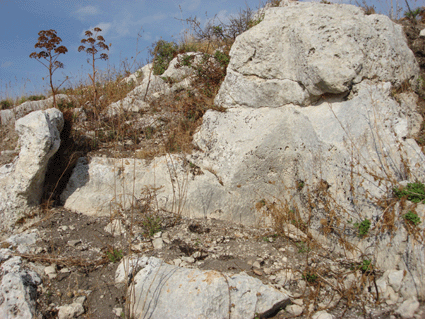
[143,214,162,237]
[350,259,373,273]
[403,211,422,226]
[360,259,372,273]
[56,98,74,110]
[394,182,425,203]
[296,180,305,191]
[0,99,12,109]
[106,248,123,263]
[404,7,423,20]
[296,241,310,253]
[302,272,318,283]
[354,219,371,237]
[151,40,178,75]
[214,50,230,68]
[181,53,195,67]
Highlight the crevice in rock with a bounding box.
[41,109,92,207]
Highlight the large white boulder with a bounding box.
[215,2,418,108]
[60,155,224,218]
[122,256,289,319]
[0,108,63,231]
[0,256,41,319]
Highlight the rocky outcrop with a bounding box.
[0,94,70,125]
[215,2,418,108]
[0,108,63,231]
[117,256,289,319]
[0,254,41,319]
[62,1,425,299]
[106,53,208,116]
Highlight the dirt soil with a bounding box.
[2,207,421,319]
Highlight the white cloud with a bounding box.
[81,22,112,38]
[72,5,100,21]
[1,61,12,68]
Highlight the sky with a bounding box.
[0,0,417,100]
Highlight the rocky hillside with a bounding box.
[1,1,425,318]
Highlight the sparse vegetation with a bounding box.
[354,219,371,237]
[106,248,123,263]
[302,272,318,283]
[29,29,68,108]
[1,1,425,318]
[151,40,178,75]
[78,27,109,112]
[404,211,422,226]
[0,99,12,110]
[394,181,425,203]
[142,214,162,237]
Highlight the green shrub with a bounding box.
[143,214,162,237]
[180,53,195,67]
[0,99,13,110]
[151,40,178,75]
[394,182,425,203]
[403,211,422,226]
[302,272,318,283]
[57,99,74,110]
[351,259,373,273]
[359,259,372,273]
[214,50,230,68]
[404,7,423,19]
[354,219,371,237]
[106,249,123,263]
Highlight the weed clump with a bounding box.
[106,248,123,263]
[151,40,178,75]
[302,272,318,283]
[142,214,162,237]
[403,211,422,226]
[393,181,425,203]
[354,219,371,237]
[0,99,13,110]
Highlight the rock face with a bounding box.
[118,256,289,319]
[62,1,425,298]
[0,255,41,319]
[60,155,224,218]
[0,108,63,231]
[0,94,70,125]
[215,2,418,108]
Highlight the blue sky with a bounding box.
[0,0,415,100]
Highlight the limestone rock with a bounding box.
[104,219,125,237]
[127,256,289,319]
[395,297,420,318]
[388,269,404,292]
[162,52,204,83]
[0,108,63,232]
[312,310,335,319]
[215,3,418,108]
[122,63,153,85]
[0,94,71,125]
[0,256,41,319]
[286,304,303,316]
[57,302,85,319]
[106,75,168,116]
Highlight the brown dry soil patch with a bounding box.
[6,208,422,319]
